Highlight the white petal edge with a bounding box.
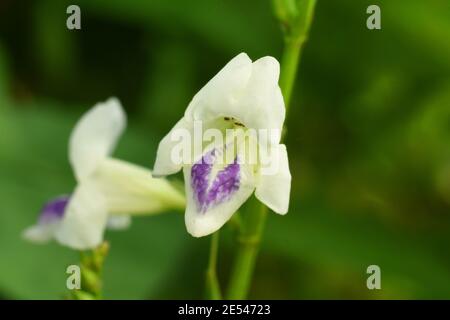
[106,215,131,230]
[153,117,194,177]
[69,97,126,181]
[22,223,58,244]
[185,54,285,146]
[55,182,109,250]
[183,143,256,237]
[184,52,253,123]
[255,144,291,214]
[238,56,285,145]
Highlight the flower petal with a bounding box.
[106,215,131,230]
[22,224,58,243]
[22,195,70,244]
[55,182,108,250]
[153,117,195,177]
[184,145,256,237]
[95,158,185,214]
[185,54,284,145]
[238,56,285,145]
[38,195,70,224]
[255,144,291,214]
[69,97,126,181]
[184,52,253,123]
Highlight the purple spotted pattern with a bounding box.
[191,149,240,213]
[38,195,70,224]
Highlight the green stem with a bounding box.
[279,0,317,111]
[205,231,222,299]
[227,202,267,299]
[70,242,109,300]
[279,38,302,110]
[226,0,317,300]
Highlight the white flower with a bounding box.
[153,53,291,237]
[23,98,185,250]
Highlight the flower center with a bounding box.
[223,116,246,128]
[191,148,240,213]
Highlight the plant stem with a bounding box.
[226,0,317,300]
[70,242,109,300]
[227,201,267,299]
[205,231,222,299]
[279,38,302,110]
[280,0,317,110]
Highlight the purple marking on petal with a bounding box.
[38,195,70,224]
[191,149,240,213]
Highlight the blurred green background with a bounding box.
[1,0,450,299]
